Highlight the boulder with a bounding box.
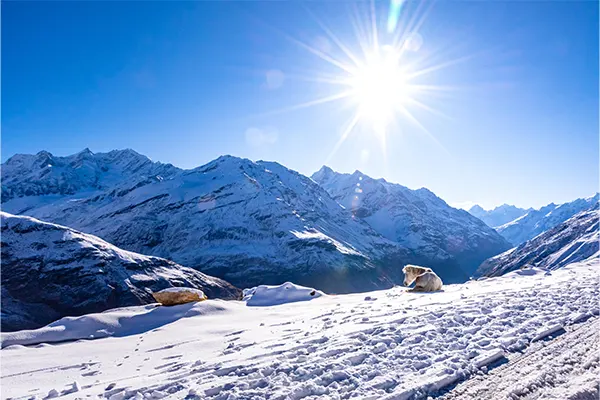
[152,288,207,306]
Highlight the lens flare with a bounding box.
[254,0,473,163]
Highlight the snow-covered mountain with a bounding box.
[477,207,599,277]
[496,194,599,245]
[468,204,531,228]
[2,150,415,293]
[2,148,179,205]
[1,212,240,331]
[311,166,512,277]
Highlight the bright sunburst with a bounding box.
[346,45,411,130]
[257,0,467,162]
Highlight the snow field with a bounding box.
[1,259,598,399]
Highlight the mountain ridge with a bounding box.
[467,203,532,228]
[476,205,599,277]
[1,211,240,331]
[496,194,599,245]
[2,150,414,293]
[311,165,512,278]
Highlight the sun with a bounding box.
[347,46,411,129]
[255,1,461,162]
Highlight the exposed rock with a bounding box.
[153,288,207,306]
[1,212,240,331]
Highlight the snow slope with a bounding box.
[477,207,599,277]
[496,194,599,245]
[440,318,599,400]
[2,151,413,293]
[2,259,597,399]
[467,204,531,228]
[1,212,240,332]
[312,166,511,280]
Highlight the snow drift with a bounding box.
[243,282,325,306]
[1,301,233,348]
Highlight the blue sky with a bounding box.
[3,1,598,209]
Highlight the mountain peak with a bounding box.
[468,204,486,214]
[77,147,93,156]
[311,165,335,182]
[36,150,54,158]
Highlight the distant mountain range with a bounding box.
[2,149,510,295]
[468,194,599,246]
[1,212,240,331]
[477,205,599,277]
[495,194,599,245]
[468,204,531,228]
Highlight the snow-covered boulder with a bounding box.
[243,282,324,306]
[152,288,207,306]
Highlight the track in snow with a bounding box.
[439,318,599,400]
[1,260,598,399]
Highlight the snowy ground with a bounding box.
[439,318,599,400]
[1,259,598,400]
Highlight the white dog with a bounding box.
[402,264,443,292]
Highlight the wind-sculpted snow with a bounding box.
[496,194,599,245]
[477,207,599,277]
[312,166,512,281]
[1,260,597,399]
[0,212,240,331]
[2,152,412,293]
[243,282,325,306]
[468,204,531,228]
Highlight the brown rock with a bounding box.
[152,288,207,306]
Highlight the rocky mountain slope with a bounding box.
[1,212,240,331]
[476,206,599,277]
[468,204,531,228]
[496,194,599,245]
[2,150,414,293]
[311,167,512,278]
[2,148,179,205]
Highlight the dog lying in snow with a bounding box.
[402,264,443,292]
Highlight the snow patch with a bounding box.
[243,282,324,306]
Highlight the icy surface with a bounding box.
[2,259,597,399]
[243,282,324,306]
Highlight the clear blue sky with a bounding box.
[3,1,598,209]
